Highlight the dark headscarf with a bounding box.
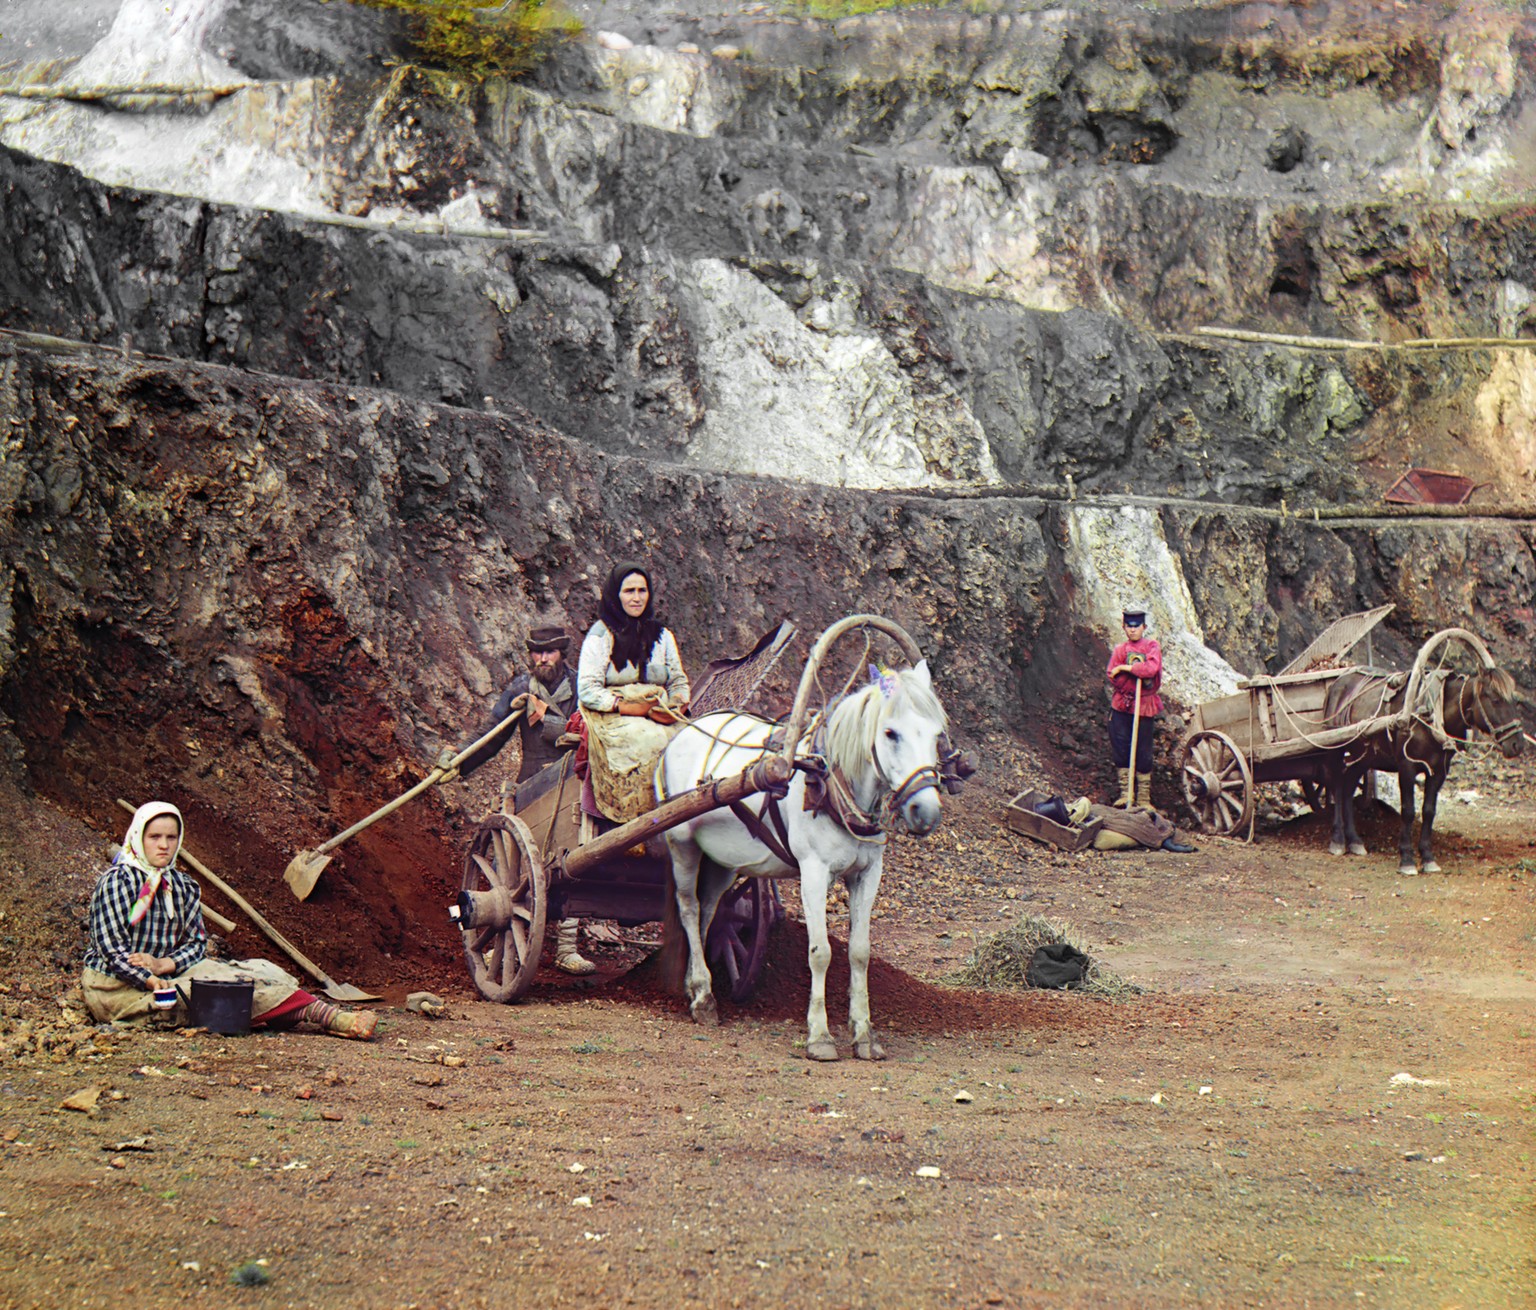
[598,561,665,675]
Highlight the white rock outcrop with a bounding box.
[674,258,999,489]
[1062,505,1242,709]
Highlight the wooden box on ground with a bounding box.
[1003,789,1104,852]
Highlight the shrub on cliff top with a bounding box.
[338,0,580,80]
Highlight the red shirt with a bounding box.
[1107,637,1163,716]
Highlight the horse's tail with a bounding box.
[656,868,689,996]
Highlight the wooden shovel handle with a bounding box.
[1125,677,1142,809]
[311,706,527,856]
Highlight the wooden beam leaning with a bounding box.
[1189,326,1536,351]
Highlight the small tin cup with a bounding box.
[152,987,178,1010]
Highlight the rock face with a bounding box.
[0,339,1055,955]
[0,1,1534,965]
[1,143,1528,503]
[2,338,1531,939]
[3,2,1536,498]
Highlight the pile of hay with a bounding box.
[946,914,1141,998]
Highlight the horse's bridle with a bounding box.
[1458,677,1523,747]
[871,735,943,820]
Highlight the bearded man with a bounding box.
[459,626,595,974]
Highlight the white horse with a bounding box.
[658,663,948,1061]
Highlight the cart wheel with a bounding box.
[706,877,775,1003]
[1180,730,1254,837]
[461,814,547,1003]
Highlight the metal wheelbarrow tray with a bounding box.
[1383,468,1487,506]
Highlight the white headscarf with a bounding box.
[120,801,184,927]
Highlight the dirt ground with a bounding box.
[1,738,1533,1310]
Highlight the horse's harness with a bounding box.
[680,713,973,873]
[1458,675,1523,748]
[1339,667,1520,772]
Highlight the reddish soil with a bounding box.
[1,737,1533,1308]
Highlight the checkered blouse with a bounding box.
[84,862,207,986]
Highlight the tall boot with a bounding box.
[1135,772,1154,809]
[555,918,596,975]
[1114,768,1134,808]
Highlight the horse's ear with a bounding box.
[910,659,931,689]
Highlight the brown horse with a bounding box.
[1322,665,1525,874]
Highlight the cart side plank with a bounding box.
[1192,672,1350,761]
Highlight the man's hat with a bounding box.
[526,626,570,653]
[1121,601,1149,624]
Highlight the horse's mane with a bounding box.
[823,668,947,779]
[1473,666,1517,702]
[1458,666,1518,731]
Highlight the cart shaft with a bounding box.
[560,756,793,881]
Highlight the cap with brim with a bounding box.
[527,626,570,652]
[1121,603,1148,624]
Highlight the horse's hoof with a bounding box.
[853,1038,886,1061]
[690,995,718,1027]
[1422,860,1441,874]
[1397,865,1418,876]
[805,1039,840,1062]
[1348,843,1367,856]
[1328,842,1346,856]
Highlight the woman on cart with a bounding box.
[575,562,692,828]
[577,562,691,722]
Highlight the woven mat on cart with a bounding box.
[690,620,797,716]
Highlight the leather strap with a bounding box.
[729,797,799,871]
[825,764,888,838]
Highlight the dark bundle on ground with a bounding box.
[947,914,1141,998]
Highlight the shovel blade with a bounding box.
[320,980,381,1003]
[283,850,331,901]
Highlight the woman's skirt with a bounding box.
[582,685,683,823]
[82,957,300,1026]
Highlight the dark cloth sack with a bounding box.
[1026,942,1090,990]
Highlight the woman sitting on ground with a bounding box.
[82,801,376,1039]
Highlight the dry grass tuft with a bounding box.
[946,914,1142,999]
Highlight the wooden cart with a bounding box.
[452,752,789,1004]
[450,615,935,1005]
[1179,605,1395,837]
[1180,606,1509,838]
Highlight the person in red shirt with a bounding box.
[1106,601,1163,809]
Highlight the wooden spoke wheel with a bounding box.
[706,877,776,1003]
[460,814,546,1004]
[1180,730,1254,837]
